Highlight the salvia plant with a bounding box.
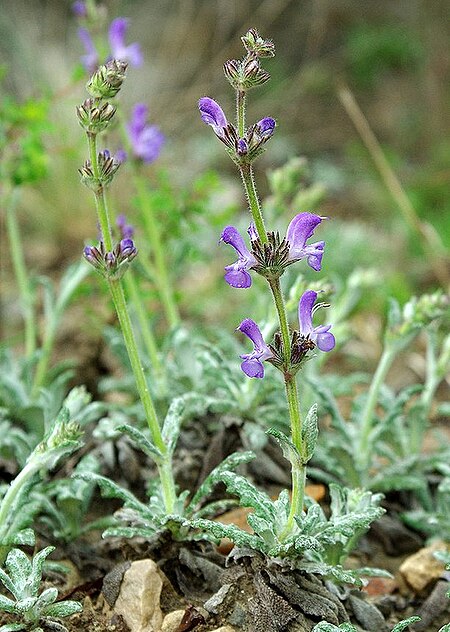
[72,27,395,590]
[0,546,82,632]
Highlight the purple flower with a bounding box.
[298,290,335,352]
[72,1,87,17]
[220,226,257,288]
[78,27,99,73]
[198,97,228,138]
[237,319,273,378]
[116,214,134,239]
[108,18,142,67]
[285,212,325,271]
[126,103,165,163]
[256,117,275,139]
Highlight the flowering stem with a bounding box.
[132,172,180,329]
[357,344,397,482]
[108,277,176,512]
[87,131,113,251]
[236,89,246,137]
[5,187,37,357]
[85,129,176,512]
[239,163,268,243]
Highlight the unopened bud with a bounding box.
[76,98,117,133]
[241,29,275,58]
[86,59,128,99]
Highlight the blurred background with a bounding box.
[1,0,449,338]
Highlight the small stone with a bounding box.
[113,559,164,632]
[399,540,449,593]
[363,576,397,597]
[160,609,184,631]
[210,627,237,632]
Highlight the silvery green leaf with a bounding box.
[437,625,450,632]
[266,428,301,468]
[29,547,55,597]
[15,596,37,614]
[301,403,318,462]
[43,600,83,617]
[9,529,35,547]
[186,451,255,514]
[246,514,275,543]
[354,567,392,579]
[391,618,421,632]
[219,472,275,520]
[311,623,347,632]
[73,474,150,517]
[5,549,33,599]
[0,567,18,598]
[115,424,162,463]
[34,587,58,612]
[189,518,264,552]
[0,624,27,631]
[102,526,158,539]
[0,594,16,613]
[193,498,239,520]
[292,535,323,553]
[162,393,211,455]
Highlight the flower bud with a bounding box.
[76,98,117,133]
[86,59,128,99]
[241,29,275,58]
[84,239,138,279]
[78,150,121,190]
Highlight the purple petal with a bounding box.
[256,117,276,138]
[304,241,325,272]
[108,18,142,66]
[247,223,258,242]
[198,97,228,136]
[286,213,323,256]
[316,330,335,352]
[221,226,252,259]
[224,267,252,288]
[241,358,265,378]
[129,103,148,136]
[108,18,128,52]
[298,290,316,336]
[72,1,87,17]
[237,319,269,355]
[78,27,98,72]
[134,126,165,163]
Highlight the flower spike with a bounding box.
[237,319,273,378]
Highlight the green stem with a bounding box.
[108,278,176,513]
[357,345,397,480]
[5,188,37,356]
[87,132,113,251]
[0,459,39,563]
[268,278,291,361]
[123,271,166,391]
[239,163,268,243]
[236,89,246,137]
[132,173,180,329]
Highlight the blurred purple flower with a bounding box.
[286,212,325,271]
[237,319,273,378]
[72,1,87,17]
[220,225,257,288]
[198,97,228,138]
[108,18,142,67]
[298,290,335,352]
[256,117,275,139]
[116,214,134,239]
[78,27,99,73]
[126,103,165,163]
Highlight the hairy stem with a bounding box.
[239,163,268,243]
[87,131,113,251]
[236,89,246,137]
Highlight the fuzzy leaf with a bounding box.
[43,600,83,617]
[73,474,151,518]
[116,424,162,463]
[186,451,255,514]
[219,471,275,520]
[189,518,264,551]
[301,403,318,462]
[391,618,421,632]
[29,547,55,597]
[0,594,17,613]
[0,624,27,632]
[102,526,158,539]
[266,428,301,468]
[9,529,35,547]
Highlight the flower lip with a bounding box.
[198,97,228,136]
[127,103,165,164]
[108,17,143,67]
[256,117,276,138]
